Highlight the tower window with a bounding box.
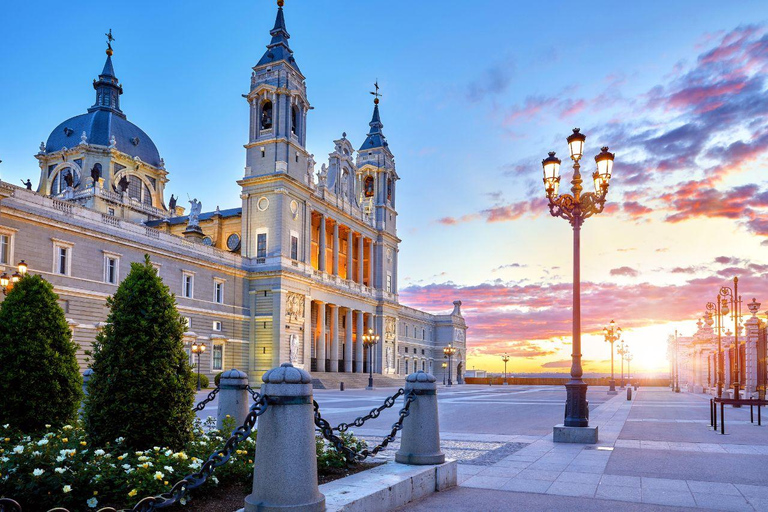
[261,147,266,158]
[387,178,393,201]
[261,101,273,130]
[257,233,267,260]
[364,176,374,198]
[290,234,299,261]
[291,105,299,135]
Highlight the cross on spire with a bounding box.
[370,80,382,104]
[105,29,115,55]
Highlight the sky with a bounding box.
[2,1,768,376]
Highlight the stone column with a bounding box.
[368,239,375,288]
[318,215,326,272]
[395,371,445,465]
[724,349,732,390]
[346,229,353,281]
[364,313,371,373]
[746,316,760,396]
[316,301,326,370]
[217,368,249,429]
[344,308,353,372]
[245,364,325,512]
[355,310,364,373]
[332,222,339,276]
[357,235,364,284]
[329,305,339,373]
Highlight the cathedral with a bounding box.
[0,2,467,387]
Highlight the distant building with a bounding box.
[0,2,467,386]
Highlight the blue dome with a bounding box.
[45,110,161,168]
[44,51,162,168]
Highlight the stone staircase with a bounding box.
[310,371,405,390]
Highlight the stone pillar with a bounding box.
[355,310,364,373]
[316,302,326,370]
[329,305,339,372]
[357,235,364,284]
[244,364,325,512]
[346,229,353,281]
[368,239,375,288]
[332,222,339,276]
[318,215,326,272]
[724,349,732,390]
[746,316,760,396]
[395,371,445,465]
[344,308,353,372]
[217,368,249,429]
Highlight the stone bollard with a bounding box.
[627,387,632,401]
[217,368,249,430]
[244,363,325,512]
[396,371,445,465]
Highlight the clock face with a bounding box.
[202,236,213,246]
[227,233,241,252]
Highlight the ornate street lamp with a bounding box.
[501,353,510,385]
[625,350,633,385]
[443,344,457,386]
[617,340,627,389]
[705,301,725,398]
[674,329,680,392]
[542,129,615,429]
[1,261,27,295]
[720,278,742,404]
[362,328,380,390]
[603,320,621,394]
[191,341,206,391]
[441,361,448,385]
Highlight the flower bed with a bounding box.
[0,418,368,510]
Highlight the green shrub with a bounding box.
[0,274,82,432]
[315,432,367,470]
[194,373,210,389]
[84,255,195,450]
[214,371,224,387]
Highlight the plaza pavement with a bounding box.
[194,384,768,511]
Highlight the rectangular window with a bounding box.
[290,235,299,261]
[183,317,192,330]
[213,345,223,371]
[105,257,118,284]
[183,273,194,298]
[257,233,267,260]
[405,347,408,353]
[0,234,9,265]
[55,246,70,275]
[386,272,392,293]
[214,281,223,304]
[212,321,222,331]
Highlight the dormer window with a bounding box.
[261,101,273,130]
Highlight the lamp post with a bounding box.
[1,261,27,295]
[542,128,615,428]
[625,351,633,385]
[442,361,447,385]
[501,353,510,385]
[191,341,206,391]
[719,278,742,404]
[705,301,723,398]
[603,320,621,394]
[674,329,680,393]
[617,340,626,389]
[443,344,457,386]
[362,328,380,390]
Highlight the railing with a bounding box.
[101,213,120,227]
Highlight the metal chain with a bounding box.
[192,386,220,412]
[332,388,405,432]
[314,391,416,462]
[245,385,260,402]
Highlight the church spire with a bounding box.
[255,0,301,74]
[89,29,124,117]
[360,81,388,151]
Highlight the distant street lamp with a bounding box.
[191,341,206,391]
[674,329,680,393]
[705,301,724,398]
[625,350,633,385]
[542,129,615,428]
[501,353,510,385]
[719,278,742,404]
[441,361,448,385]
[362,328,380,390]
[603,320,621,394]
[617,340,627,389]
[1,261,27,295]
[443,344,457,386]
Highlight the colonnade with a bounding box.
[311,300,376,373]
[311,212,375,288]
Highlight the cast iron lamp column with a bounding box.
[442,361,447,385]
[502,353,510,384]
[542,128,615,428]
[444,344,457,386]
[626,351,633,385]
[674,330,680,392]
[603,320,621,394]
[705,301,724,398]
[617,341,626,389]
[191,341,206,391]
[719,278,742,404]
[362,328,379,390]
[0,260,26,295]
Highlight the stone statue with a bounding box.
[90,164,101,183]
[289,334,299,364]
[168,194,177,211]
[317,164,328,187]
[386,346,393,369]
[39,142,46,153]
[188,198,202,227]
[80,131,88,145]
[21,179,32,190]
[117,175,129,193]
[285,292,305,323]
[63,171,74,188]
[109,135,117,148]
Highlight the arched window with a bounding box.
[364,176,374,198]
[387,178,393,201]
[50,166,80,195]
[126,175,153,205]
[291,105,299,135]
[261,101,273,130]
[405,360,409,374]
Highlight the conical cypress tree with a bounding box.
[84,255,195,450]
[0,274,83,432]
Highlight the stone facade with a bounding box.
[0,3,467,386]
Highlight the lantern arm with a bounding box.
[578,190,607,219]
[547,193,576,222]
[719,286,733,299]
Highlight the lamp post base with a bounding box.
[564,381,590,428]
[553,424,599,444]
[608,379,617,395]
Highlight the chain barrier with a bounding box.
[245,385,260,402]
[192,386,220,412]
[332,388,405,432]
[314,390,416,462]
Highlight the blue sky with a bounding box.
[2,1,768,372]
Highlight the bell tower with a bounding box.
[244,0,310,182]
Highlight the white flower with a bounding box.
[63,485,72,493]
[164,449,173,456]
[211,476,219,485]
[2,424,9,429]
[122,464,131,470]
[154,471,164,480]
[55,468,66,474]
[163,465,174,474]
[94,449,105,456]
[138,456,150,462]
[180,497,188,505]
[87,497,98,508]
[37,439,49,446]
[63,425,73,431]
[115,437,125,443]
[12,446,23,454]
[32,468,44,477]
[32,451,41,457]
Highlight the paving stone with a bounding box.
[546,481,598,498]
[500,477,554,494]
[692,492,755,512]
[641,489,696,507]
[461,475,510,490]
[736,484,768,499]
[686,480,742,495]
[475,466,522,478]
[599,474,641,487]
[517,469,562,482]
[556,471,602,484]
[641,477,690,492]
[595,484,642,503]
